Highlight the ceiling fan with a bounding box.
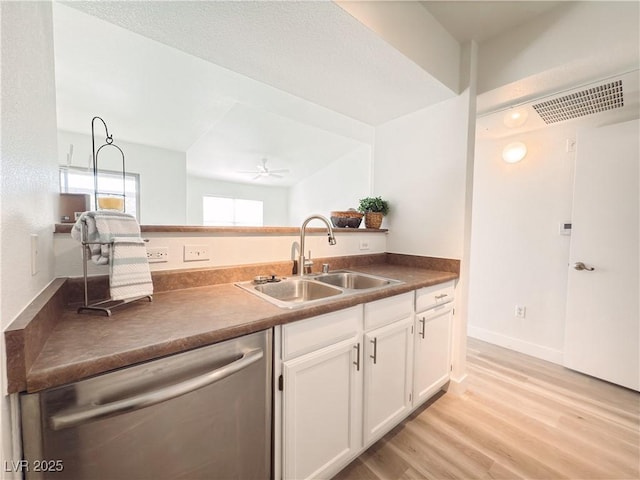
[239,158,289,180]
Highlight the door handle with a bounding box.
[49,348,263,431]
[419,317,426,339]
[573,262,595,271]
[353,343,361,371]
[370,338,377,364]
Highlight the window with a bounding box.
[59,167,140,219]
[203,196,263,226]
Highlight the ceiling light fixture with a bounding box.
[502,142,527,163]
[503,109,529,128]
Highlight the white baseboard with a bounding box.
[445,373,468,396]
[468,326,564,364]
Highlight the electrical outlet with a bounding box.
[184,245,210,262]
[147,247,168,263]
[515,305,526,318]
[359,240,370,251]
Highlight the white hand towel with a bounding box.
[71,211,142,265]
[110,237,153,301]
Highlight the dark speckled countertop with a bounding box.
[11,263,457,393]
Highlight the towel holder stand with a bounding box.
[75,117,151,316]
[76,117,152,316]
[77,220,152,317]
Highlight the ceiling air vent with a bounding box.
[532,80,624,124]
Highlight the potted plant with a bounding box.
[358,196,389,229]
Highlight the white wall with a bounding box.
[186,175,289,226]
[58,130,187,225]
[373,51,477,394]
[288,144,371,226]
[373,95,470,260]
[468,125,577,363]
[1,2,59,477]
[54,230,387,277]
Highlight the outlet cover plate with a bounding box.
[147,247,168,263]
[184,245,210,262]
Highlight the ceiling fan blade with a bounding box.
[269,173,284,178]
[269,169,290,174]
[252,174,262,180]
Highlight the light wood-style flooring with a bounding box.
[334,337,640,480]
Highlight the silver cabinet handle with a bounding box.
[435,294,448,300]
[419,317,426,339]
[573,262,595,271]
[370,338,378,364]
[353,343,361,371]
[49,348,263,431]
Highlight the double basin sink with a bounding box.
[236,270,402,308]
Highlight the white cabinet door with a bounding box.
[363,316,413,445]
[282,337,362,480]
[413,304,452,406]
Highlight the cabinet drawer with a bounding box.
[415,280,455,312]
[282,306,362,361]
[364,292,413,331]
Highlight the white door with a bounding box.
[413,304,452,406]
[363,317,413,445]
[564,119,639,391]
[282,337,362,480]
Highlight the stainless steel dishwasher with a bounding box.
[20,329,272,480]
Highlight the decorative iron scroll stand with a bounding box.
[77,117,152,316]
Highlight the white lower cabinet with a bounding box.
[363,316,413,445]
[282,337,362,480]
[413,302,453,406]
[280,307,363,480]
[277,283,454,480]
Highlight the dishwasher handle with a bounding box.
[49,348,264,431]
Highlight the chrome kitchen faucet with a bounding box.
[298,215,336,276]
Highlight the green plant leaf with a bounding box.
[357,196,389,215]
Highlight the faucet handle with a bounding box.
[303,250,313,274]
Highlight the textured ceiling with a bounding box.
[63,1,455,126]
[54,1,458,186]
[53,3,372,186]
[54,0,636,187]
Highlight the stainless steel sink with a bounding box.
[312,271,397,290]
[237,278,343,308]
[236,270,402,309]
[255,279,342,304]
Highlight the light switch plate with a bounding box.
[30,234,38,276]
